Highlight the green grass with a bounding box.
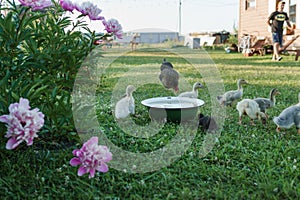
[1,46,300,199]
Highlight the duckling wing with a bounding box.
[217,92,235,106]
[178,91,197,98]
[159,68,179,89]
[224,90,242,104]
[253,98,272,112]
[231,90,243,100]
[115,97,131,119]
[128,97,135,114]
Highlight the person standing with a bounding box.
[267,0,294,61]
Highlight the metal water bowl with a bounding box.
[141,96,205,122]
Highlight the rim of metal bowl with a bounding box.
[141,96,205,109]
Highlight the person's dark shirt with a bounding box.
[268,11,289,33]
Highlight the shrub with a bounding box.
[0,0,115,148]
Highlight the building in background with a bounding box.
[239,0,300,46]
[116,29,179,45]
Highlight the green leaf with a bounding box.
[51,87,58,100]
[32,85,49,98]
[11,92,19,101]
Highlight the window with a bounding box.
[245,0,256,10]
[289,4,296,24]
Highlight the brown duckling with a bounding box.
[159,58,179,92]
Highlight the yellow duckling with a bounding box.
[178,82,204,98]
[217,79,248,106]
[115,85,136,119]
[236,99,267,126]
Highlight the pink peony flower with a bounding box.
[18,0,53,11]
[102,19,123,39]
[59,0,76,12]
[0,98,45,150]
[75,2,104,20]
[70,137,112,178]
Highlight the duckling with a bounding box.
[253,88,280,118]
[273,105,300,134]
[217,79,248,106]
[115,85,136,119]
[178,82,203,98]
[159,58,179,92]
[198,113,218,133]
[236,99,267,126]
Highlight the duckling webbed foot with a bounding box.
[249,120,256,126]
[237,116,243,125]
[265,113,269,120]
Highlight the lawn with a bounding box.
[1,45,300,199]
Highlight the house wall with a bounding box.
[239,0,270,39]
[293,1,300,39]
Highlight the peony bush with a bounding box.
[0,0,116,177]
